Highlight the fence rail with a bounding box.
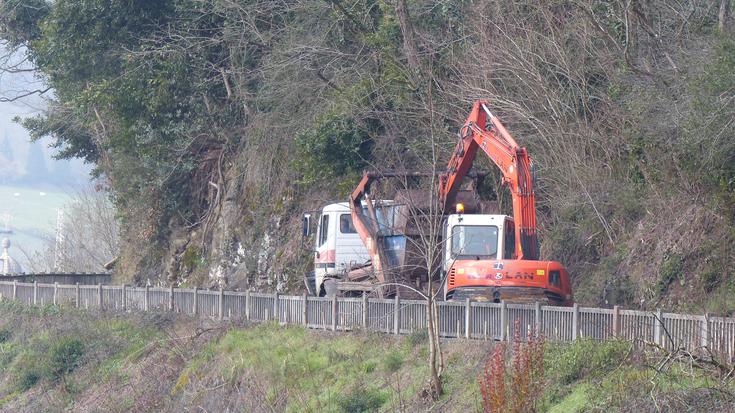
[0,280,732,361]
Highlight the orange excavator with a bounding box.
[306,100,572,305]
[437,100,572,304]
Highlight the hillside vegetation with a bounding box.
[0,0,733,312]
[0,302,733,412]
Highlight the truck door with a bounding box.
[335,213,369,273]
[315,212,337,294]
[316,213,336,268]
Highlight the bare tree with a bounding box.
[720,0,731,33]
[19,185,118,273]
[0,44,50,104]
[353,86,453,398]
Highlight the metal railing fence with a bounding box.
[0,280,732,361]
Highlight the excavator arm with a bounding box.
[349,172,389,284]
[439,100,539,260]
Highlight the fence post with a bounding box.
[75,283,80,308]
[534,301,542,337]
[98,283,103,309]
[362,293,368,329]
[33,281,37,305]
[654,309,662,345]
[245,289,250,321]
[394,296,400,335]
[218,288,224,320]
[612,305,620,338]
[702,314,710,349]
[144,285,149,311]
[53,282,58,306]
[274,292,280,324]
[332,295,338,332]
[12,280,17,300]
[169,285,175,311]
[192,288,198,316]
[464,298,471,339]
[302,293,308,326]
[572,303,579,341]
[122,285,127,311]
[500,300,508,341]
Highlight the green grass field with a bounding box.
[0,302,732,412]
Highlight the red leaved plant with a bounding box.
[479,320,545,413]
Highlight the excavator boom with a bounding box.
[439,100,539,260]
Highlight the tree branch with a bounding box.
[0,86,51,102]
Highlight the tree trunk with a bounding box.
[720,0,731,33]
[394,0,420,72]
[426,282,443,397]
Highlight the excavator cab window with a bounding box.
[504,221,515,259]
[451,225,498,259]
[549,270,561,287]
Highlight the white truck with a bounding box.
[302,202,370,296]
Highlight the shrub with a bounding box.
[11,351,46,392]
[701,268,722,294]
[49,336,84,379]
[16,369,41,391]
[478,321,545,412]
[407,329,428,347]
[0,327,11,343]
[548,339,630,386]
[338,387,386,413]
[684,36,735,215]
[294,111,375,187]
[658,254,684,294]
[383,351,403,373]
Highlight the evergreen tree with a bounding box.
[0,131,21,183]
[0,131,14,162]
[22,140,49,185]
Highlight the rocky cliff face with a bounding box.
[146,150,314,292]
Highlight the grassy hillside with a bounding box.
[0,302,733,412]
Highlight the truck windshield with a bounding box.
[451,225,499,259]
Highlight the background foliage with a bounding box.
[0,0,733,311]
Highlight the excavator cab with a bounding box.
[442,212,572,305]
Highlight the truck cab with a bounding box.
[310,203,370,296]
[443,213,573,305]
